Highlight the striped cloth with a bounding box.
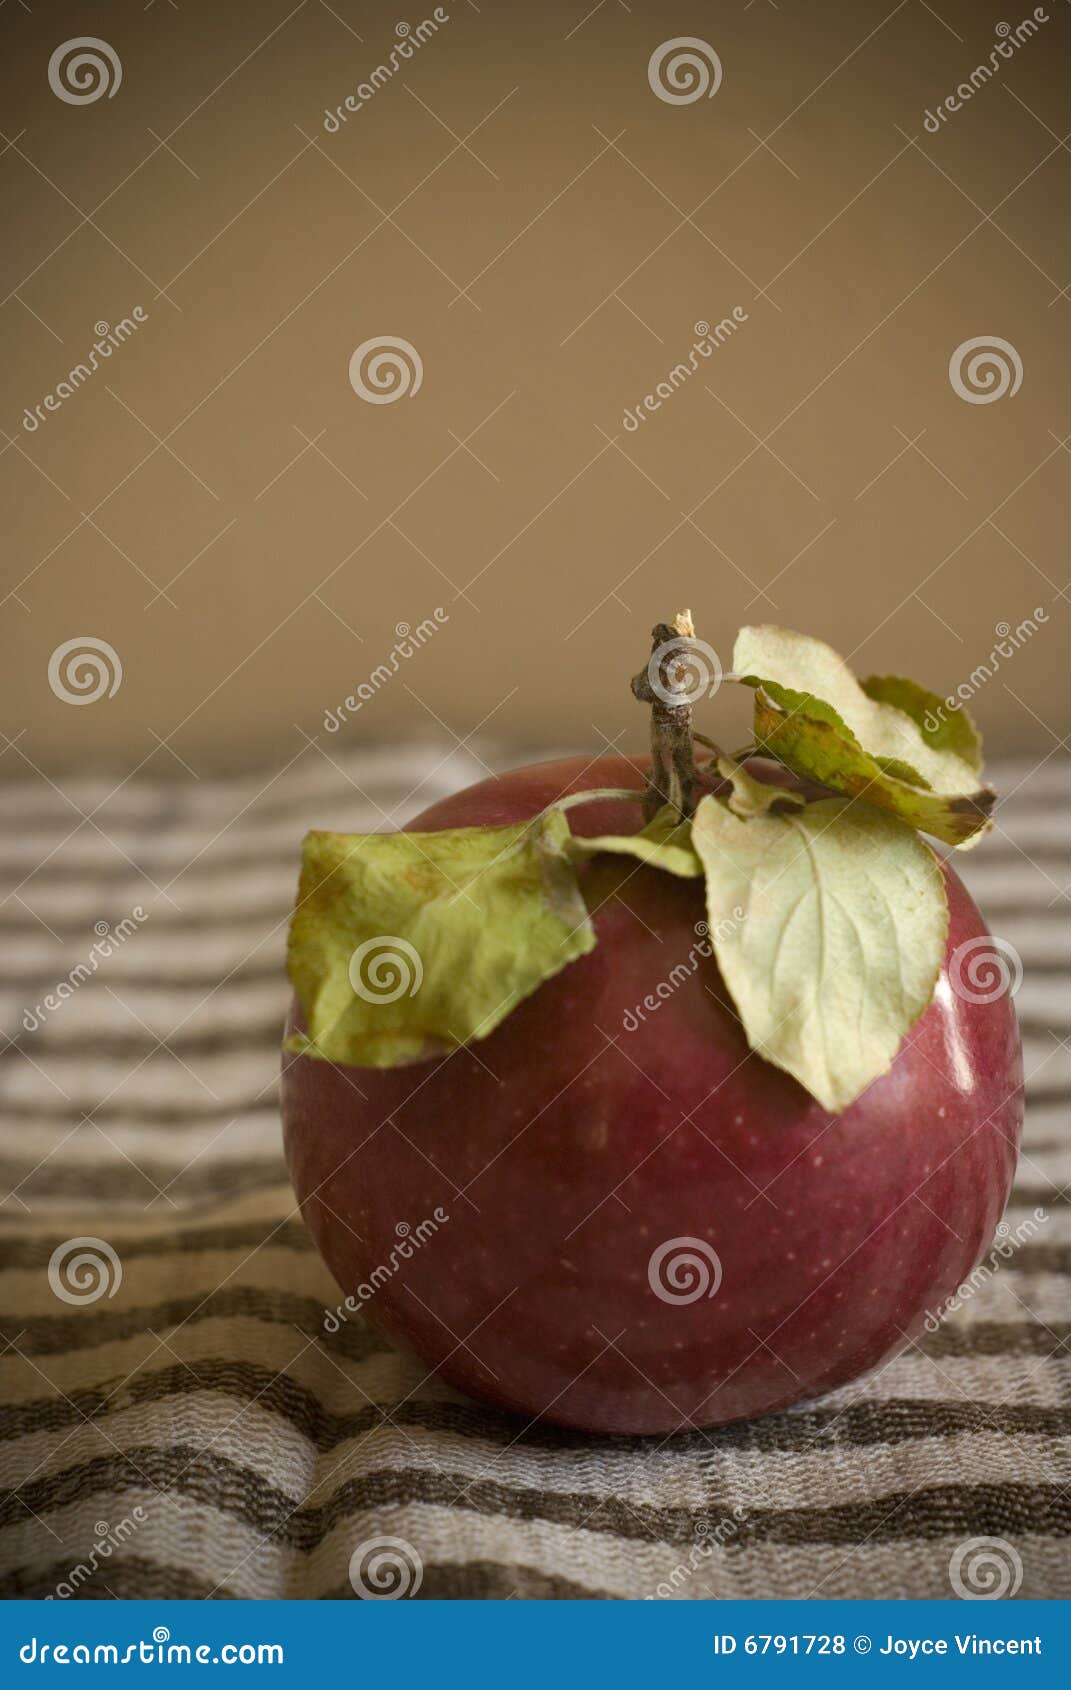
[0,746,1068,1601]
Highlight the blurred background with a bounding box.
[2,0,1068,772]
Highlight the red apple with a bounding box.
[281,755,1022,1434]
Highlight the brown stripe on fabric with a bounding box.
[1001,1244,1071,1275]
[12,846,304,889]
[8,883,1047,938]
[0,1085,284,1125]
[4,946,1066,998]
[0,1027,287,1062]
[0,1011,1063,1066]
[1018,1018,1071,1040]
[0,1221,312,1271]
[0,1095,282,1126]
[956,844,1071,867]
[0,899,291,936]
[5,1446,1071,1551]
[0,1046,283,1091]
[3,1154,1064,1211]
[922,1320,1071,1357]
[329,1563,617,1600]
[3,947,284,987]
[3,1352,1071,1459]
[2,939,1060,986]
[0,1286,379,1359]
[6,1029,281,1073]
[23,1145,1068,1211]
[0,869,1062,929]
[0,1158,287,1206]
[0,1556,233,1601]
[0,1551,608,1602]
[2,1225,1068,1288]
[0,1074,1061,1127]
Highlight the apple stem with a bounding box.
[692,730,725,761]
[631,620,708,822]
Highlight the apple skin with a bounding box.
[281,755,1023,1435]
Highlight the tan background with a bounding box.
[1,0,1068,775]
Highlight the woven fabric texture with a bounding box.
[0,748,1068,1600]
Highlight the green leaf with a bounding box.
[691,792,948,1112]
[569,804,704,878]
[287,810,595,1067]
[861,674,983,772]
[716,755,806,820]
[732,626,994,848]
